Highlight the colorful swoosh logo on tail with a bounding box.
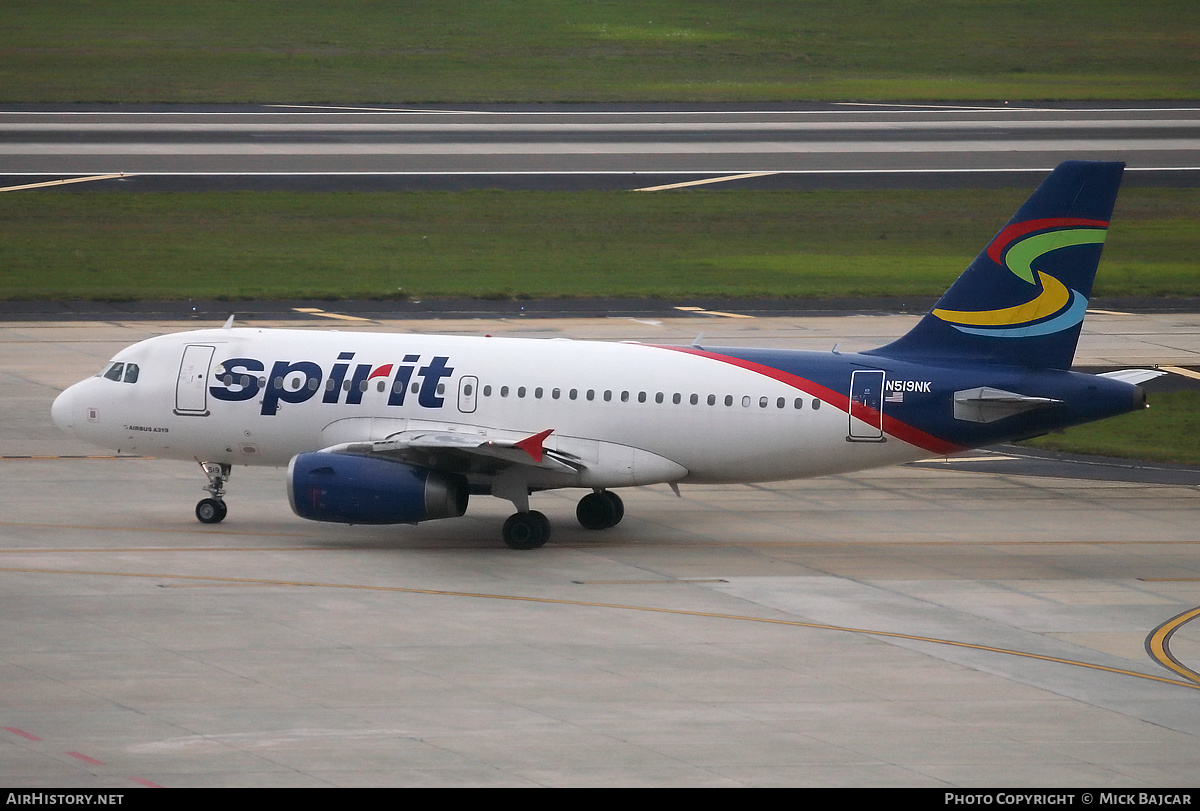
[934,218,1107,338]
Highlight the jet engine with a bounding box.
[287,452,468,525]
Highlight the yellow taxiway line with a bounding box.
[0,173,128,193]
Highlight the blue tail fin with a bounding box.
[868,160,1125,369]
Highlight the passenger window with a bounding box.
[518,386,526,398]
[777,397,785,409]
[535,387,543,399]
[552,388,560,399]
[812,399,821,410]
[103,363,124,382]
[707,394,716,406]
[741,395,750,407]
[483,385,492,396]
[604,390,612,402]
[569,389,578,400]
[655,392,664,404]
[690,394,698,405]
[673,393,681,405]
[760,396,768,408]
[123,363,139,384]
[726,395,734,407]
[500,386,509,397]
[621,391,629,403]
[586,389,595,401]
[638,391,646,403]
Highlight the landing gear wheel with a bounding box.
[601,490,624,526]
[577,490,624,530]
[503,510,551,550]
[196,498,227,524]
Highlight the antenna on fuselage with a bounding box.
[691,333,705,350]
[222,314,235,329]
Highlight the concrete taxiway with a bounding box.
[2,314,1199,787]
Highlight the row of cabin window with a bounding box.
[477,384,821,411]
[228,374,822,412]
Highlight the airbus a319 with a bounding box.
[51,161,1156,549]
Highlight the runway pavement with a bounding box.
[2,314,1199,787]
[2,102,1198,191]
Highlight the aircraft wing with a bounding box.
[321,426,584,475]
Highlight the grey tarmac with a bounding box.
[2,313,1199,787]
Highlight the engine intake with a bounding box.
[287,452,468,525]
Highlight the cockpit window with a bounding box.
[102,362,125,382]
[123,363,140,384]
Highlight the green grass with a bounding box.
[2,1,1197,102]
[1019,391,1200,465]
[2,188,1196,301]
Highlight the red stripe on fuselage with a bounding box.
[653,346,963,456]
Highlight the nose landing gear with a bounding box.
[195,461,231,524]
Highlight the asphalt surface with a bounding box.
[3,314,1199,787]
[2,104,1199,786]
[2,102,1198,191]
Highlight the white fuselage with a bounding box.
[52,327,927,491]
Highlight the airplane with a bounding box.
[51,160,1160,549]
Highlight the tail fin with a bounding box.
[869,160,1124,369]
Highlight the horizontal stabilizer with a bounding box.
[952,387,1062,423]
[1097,368,1167,386]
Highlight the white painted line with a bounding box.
[916,455,1019,463]
[3,139,1195,155]
[2,167,1195,177]
[1085,308,1135,315]
[5,106,1199,116]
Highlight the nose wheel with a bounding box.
[195,461,231,524]
[196,497,228,524]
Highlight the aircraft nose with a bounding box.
[51,385,75,433]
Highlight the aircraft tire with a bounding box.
[601,490,624,527]
[576,492,616,530]
[502,510,550,550]
[577,490,624,530]
[196,498,227,524]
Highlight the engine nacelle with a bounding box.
[287,452,468,525]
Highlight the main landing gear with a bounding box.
[500,490,625,551]
[502,510,551,550]
[576,490,624,531]
[195,461,230,524]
